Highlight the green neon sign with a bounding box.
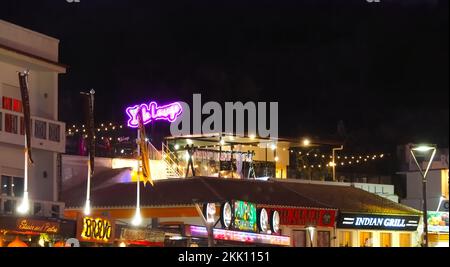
[233,200,257,232]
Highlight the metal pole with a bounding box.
[332,146,343,182]
[136,128,141,214]
[193,202,214,247]
[410,147,436,247]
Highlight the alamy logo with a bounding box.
[170,94,278,138]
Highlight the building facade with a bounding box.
[0,20,69,247]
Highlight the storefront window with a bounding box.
[399,233,411,247]
[380,233,392,247]
[1,175,24,197]
[293,230,307,247]
[359,232,373,247]
[317,231,330,247]
[339,231,352,247]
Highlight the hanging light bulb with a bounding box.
[84,200,91,215]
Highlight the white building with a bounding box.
[0,19,66,218]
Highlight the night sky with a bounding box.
[1,0,448,149]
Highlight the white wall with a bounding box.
[402,170,446,211]
[0,142,56,202]
[0,19,59,62]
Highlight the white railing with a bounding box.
[0,108,65,153]
[0,195,65,218]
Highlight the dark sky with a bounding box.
[1,0,448,149]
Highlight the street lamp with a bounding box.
[409,144,437,248]
[307,225,316,247]
[332,146,344,182]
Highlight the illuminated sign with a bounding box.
[270,210,280,233]
[263,207,336,227]
[77,216,115,243]
[233,200,257,232]
[16,219,59,234]
[427,211,449,233]
[120,228,166,243]
[337,213,420,231]
[187,225,290,246]
[126,101,182,128]
[203,203,217,223]
[257,208,269,233]
[221,202,232,229]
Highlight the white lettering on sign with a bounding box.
[354,217,406,227]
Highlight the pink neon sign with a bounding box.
[126,101,183,128]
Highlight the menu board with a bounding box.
[427,212,449,233]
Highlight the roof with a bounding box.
[61,176,420,215]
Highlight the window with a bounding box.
[293,230,307,247]
[2,96,12,110]
[1,175,24,197]
[399,233,411,247]
[360,232,373,247]
[317,231,331,247]
[35,120,47,139]
[49,123,60,142]
[339,231,353,247]
[5,113,18,133]
[380,233,392,247]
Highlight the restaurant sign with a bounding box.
[16,219,59,234]
[233,200,258,232]
[263,207,336,227]
[77,216,115,243]
[337,213,420,231]
[120,228,166,243]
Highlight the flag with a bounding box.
[137,107,153,186]
[80,90,95,176]
[18,71,33,164]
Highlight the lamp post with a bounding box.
[409,144,437,248]
[332,146,344,182]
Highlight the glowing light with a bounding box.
[126,101,183,128]
[220,139,225,146]
[380,154,384,158]
[275,156,279,162]
[303,139,310,146]
[249,134,256,139]
[186,139,193,145]
[131,210,143,226]
[83,200,91,215]
[119,242,127,247]
[271,144,276,150]
[174,144,180,150]
[17,192,29,214]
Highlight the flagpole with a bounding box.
[132,127,142,226]
[17,134,29,214]
[84,156,91,215]
[83,90,95,215]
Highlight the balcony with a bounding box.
[0,195,65,218]
[0,108,65,153]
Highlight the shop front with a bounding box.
[117,227,166,247]
[0,215,76,247]
[165,200,290,247]
[261,206,337,247]
[427,211,449,247]
[336,213,420,247]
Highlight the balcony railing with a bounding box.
[0,108,65,153]
[0,195,65,218]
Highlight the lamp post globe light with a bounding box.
[409,144,437,248]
